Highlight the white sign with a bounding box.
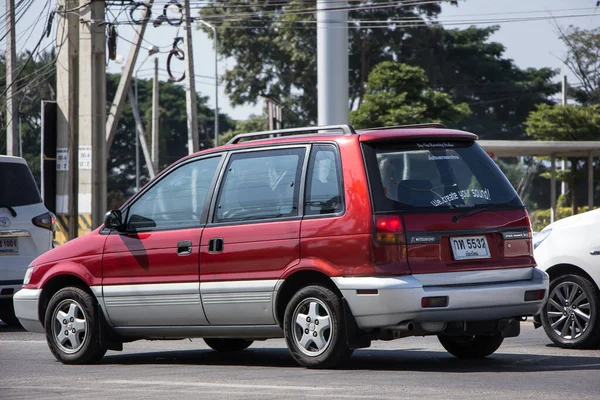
[56,148,68,171]
[79,146,92,170]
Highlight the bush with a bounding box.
[530,206,591,232]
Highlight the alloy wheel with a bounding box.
[546,281,591,340]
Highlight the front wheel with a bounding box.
[438,334,504,358]
[203,338,253,352]
[284,285,352,369]
[541,274,600,349]
[44,287,107,364]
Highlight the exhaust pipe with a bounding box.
[397,321,414,333]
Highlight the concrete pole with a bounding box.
[561,75,567,196]
[184,0,199,153]
[105,0,154,152]
[152,57,159,171]
[551,156,556,224]
[128,88,155,179]
[79,0,107,228]
[5,0,18,155]
[56,0,79,239]
[317,0,349,125]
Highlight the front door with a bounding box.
[200,146,308,325]
[102,155,222,327]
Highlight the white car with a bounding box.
[0,156,54,326]
[534,209,600,349]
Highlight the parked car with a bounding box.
[0,155,54,326]
[534,209,600,349]
[14,124,548,368]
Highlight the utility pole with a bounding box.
[152,57,159,172]
[184,0,199,154]
[79,0,107,228]
[56,0,79,240]
[561,75,567,196]
[198,20,218,146]
[5,0,18,155]
[317,0,349,125]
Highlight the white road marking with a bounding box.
[106,379,335,391]
[0,340,46,343]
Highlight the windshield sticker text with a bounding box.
[431,188,491,207]
[416,142,455,149]
[428,154,460,161]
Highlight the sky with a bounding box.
[1,0,599,122]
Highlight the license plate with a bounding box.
[0,238,18,254]
[450,236,489,260]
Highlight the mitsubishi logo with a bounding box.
[0,217,10,228]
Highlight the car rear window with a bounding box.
[362,140,522,212]
[0,162,42,207]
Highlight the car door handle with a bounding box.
[177,240,193,256]
[590,250,600,255]
[208,238,224,253]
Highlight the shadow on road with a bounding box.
[0,322,25,333]
[100,346,600,373]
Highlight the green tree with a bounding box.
[217,114,268,145]
[404,26,559,138]
[525,104,600,214]
[558,26,600,105]
[200,0,446,126]
[350,62,470,128]
[200,4,557,136]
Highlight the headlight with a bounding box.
[533,229,552,249]
[23,267,34,285]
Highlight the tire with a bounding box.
[0,300,22,327]
[203,338,254,352]
[283,285,353,369]
[438,334,504,358]
[44,286,107,364]
[541,274,600,349]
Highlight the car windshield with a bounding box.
[362,140,522,212]
[0,162,42,207]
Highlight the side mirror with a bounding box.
[104,209,124,231]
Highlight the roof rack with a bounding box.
[227,124,357,145]
[364,123,447,131]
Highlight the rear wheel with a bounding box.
[44,287,107,364]
[203,338,253,352]
[541,274,600,349]
[438,334,504,358]
[284,285,352,369]
[0,300,22,327]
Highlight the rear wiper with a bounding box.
[452,205,521,223]
[0,205,17,217]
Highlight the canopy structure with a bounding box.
[478,140,600,223]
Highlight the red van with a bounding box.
[13,124,548,368]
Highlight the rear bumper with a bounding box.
[13,288,44,333]
[333,268,549,329]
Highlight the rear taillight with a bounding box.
[32,212,56,231]
[525,212,533,238]
[375,215,405,245]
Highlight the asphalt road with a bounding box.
[1,321,598,400]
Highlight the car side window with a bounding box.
[126,156,221,231]
[304,145,343,216]
[215,148,306,223]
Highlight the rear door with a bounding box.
[200,146,307,325]
[102,155,223,327]
[362,140,534,277]
[0,158,52,286]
